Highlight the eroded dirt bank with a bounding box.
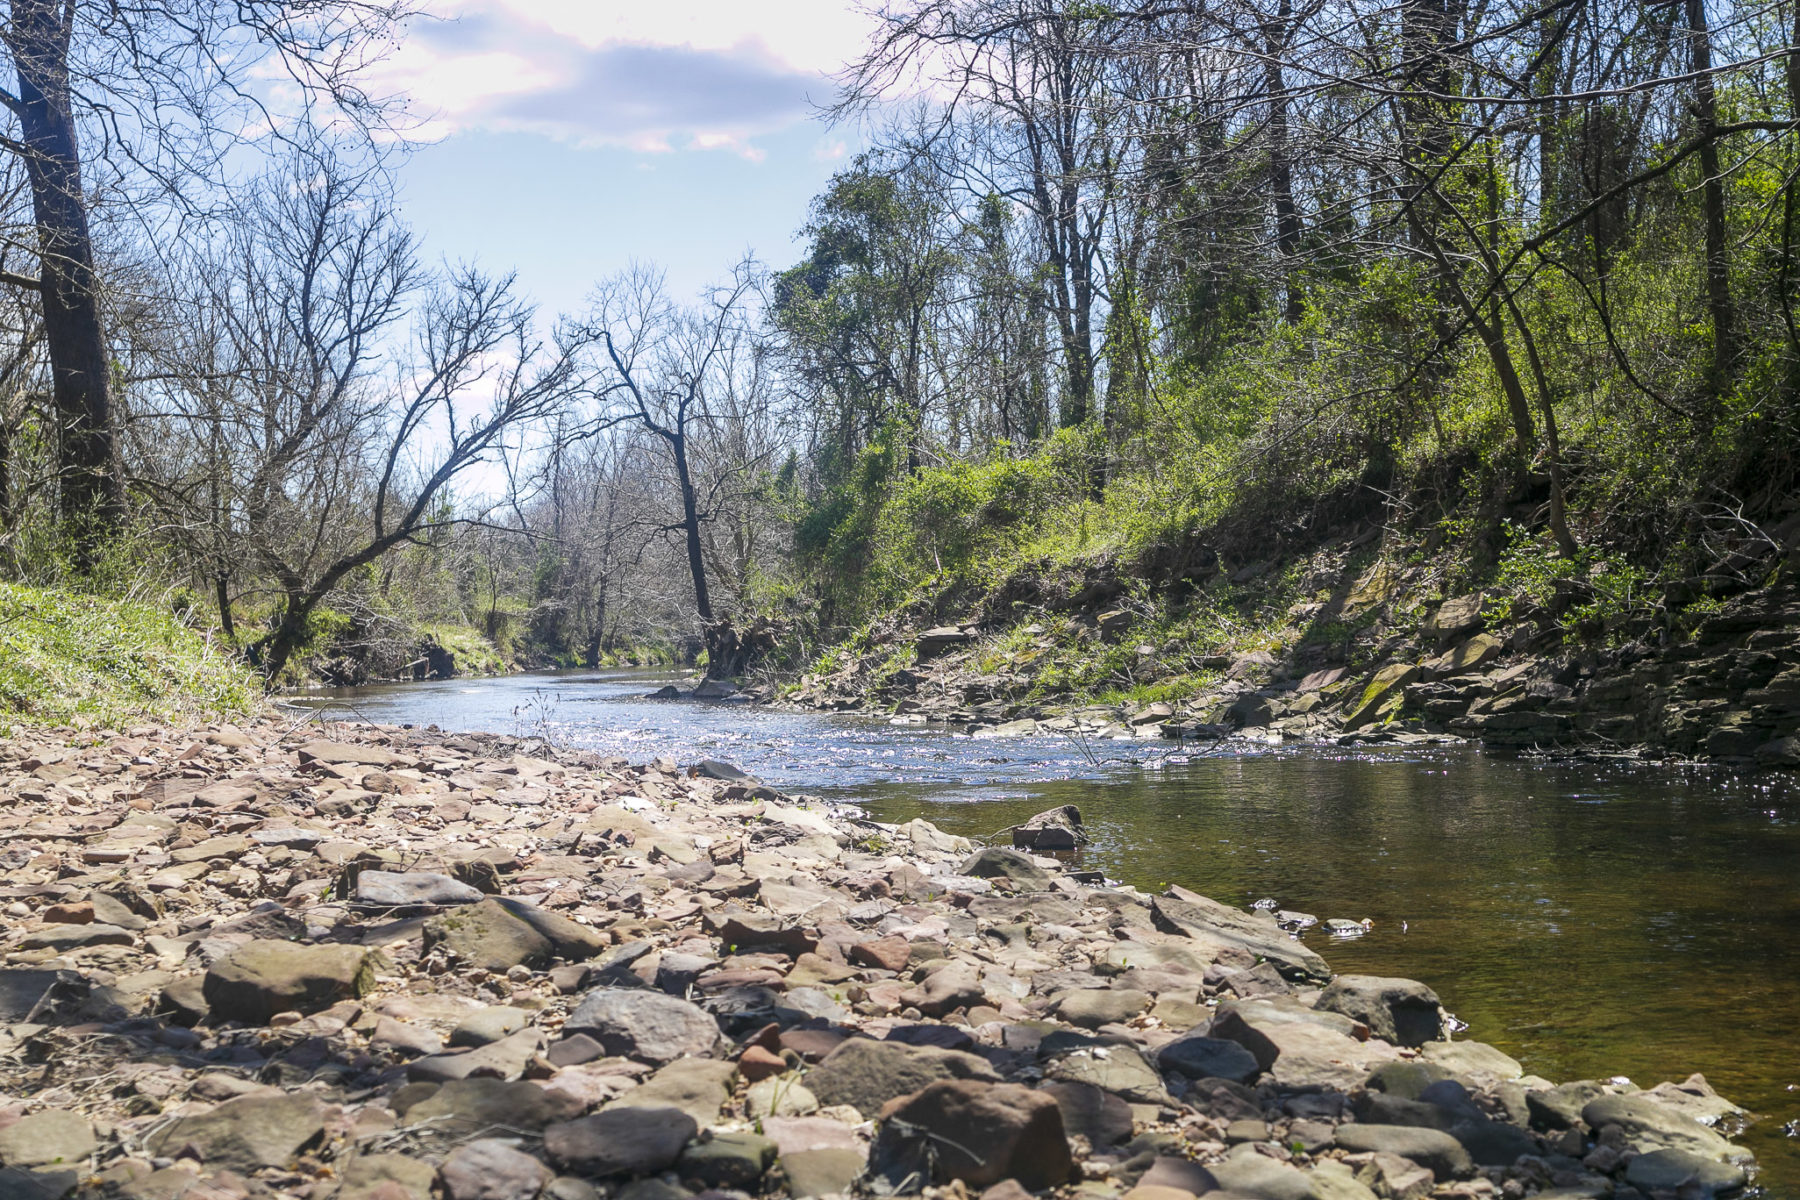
[0,719,1761,1200]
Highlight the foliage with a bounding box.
[0,582,259,729]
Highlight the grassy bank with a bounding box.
[0,582,261,730]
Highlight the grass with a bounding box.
[0,582,261,730]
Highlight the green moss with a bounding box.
[0,582,261,729]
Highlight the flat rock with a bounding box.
[563,988,721,1065]
[440,1138,553,1200]
[544,1106,698,1177]
[803,1036,1000,1117]
[424,899,555,972]
[403,1079,572,1138]
[1156,1034,1261,1084]
[0,1110,95,1168]
[959,847,1053,891]
[610,1057,738,1125]
[451,1005,532,1047]
[1331,1123,1473,1180]
[1057,987,1150,1028]
[17,923,134,951]
[356,870,484,908]
[1151,892,1330,983]
[203,939,374,1024]
[781,1148,867,1199]
[1207,1144,1317,1200]
[678,1130,778,1189]
[1038,1079,1133,1147]
[297,739,407,767]
[338,1152,439,1200]
[145,1092,326,1171]
[408,1028,544,1083]
[1624,1147,1747,1193]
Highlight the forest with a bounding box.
[2,0,1799,705]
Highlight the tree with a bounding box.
[0,0,415,558]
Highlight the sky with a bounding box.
[376,0,879,319]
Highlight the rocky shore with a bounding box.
[0,718,1761,1200]
[779,573,1800,769]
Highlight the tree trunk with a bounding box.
[215,576,235,641]
[7,0,122,555]
[671,432,712,622]
[1687,0,1736,396]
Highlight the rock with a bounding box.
[563,988,722,1065]
[1207,1144,1317,1199]
[917,627,976,659]
[356,870,484,908]
[1349,1152,1431,1200]
[423,899,552,972]
[958,847,1053,891]
[1427,594,1486,640]
[1331,1124,1473,1180]
[617,1058,738,1125]
[408,1028,544,1083]
[1307,1160,1380,1200]
[1525,1080,1606,1130]
[1012,805,1083,852]
[694,760,753,781]
[17,923,135,951]
[297,739,406,767]
[678,1131,778,1188]
[1043,1040,1170,1104]
[1057,987,1150,1028]
[1210,999,1394,1091]
[1581,1093,1751,1163]
[339,1152,439,1200]
[747,1076,819,1118]
[1151,891,1331,983]
[374,1016,445,1057]
[1138,1156,1218,1192]
[145,1092,327,1170]
[451,1005,532,1047]
[691,680,738,700]
[403,1079,570,1138]
[0,1111,95,1167]
[1315,975,1444,1047]
[488,896,609,960]
[780,1148,866,1199]
[1419,1040,1522,1081]
[440,1139,553,1200]
[1038,1080,1134,1147]
[804,1037,1000,1117]
[41,902,92,925]
[202,940,374,1024]
[1156,1034,1261,1084]
[1343,663,1422,729]
[869,1079,1071,1190]
[903,961,986,1016]
[0,1168,76,1200]
[1366,1061,1456,1101]
[849,936,911,973]
[544,1106,698,1177]
[547,1033,605,1067]
[1624,1148,1747,1194]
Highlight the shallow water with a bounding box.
[295,668,1800,1190]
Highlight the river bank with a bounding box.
[0,718,1766,1199]
[774,552,1800,769]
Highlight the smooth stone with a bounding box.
[202,939,374,1024]
[609,1058,739,1125]
[1331,1124,1473,1180]
[144,1092,327,1171]
[677,1131,778,1189]
[1156,1034,1261,1084]
[563,988,722,1065]
[780,1148,867,1199]
[450,1005,532,1047]
[1315,975,1443,1047]
[868,1079,1071,1190]
[338,1152,439,1200]
[802,1037,1000,1117]
[357,870,484,908]
[0,1111,96,1168]
[1624,1148,1747,1194]
[543,1106,698,1177]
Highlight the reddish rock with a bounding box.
[738,1044,788,1083]
[42,902,95,925]
[850,936,911,973]
[870,1079,1071,1190]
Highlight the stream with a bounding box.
[292,667,1800,1191]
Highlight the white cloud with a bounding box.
[375,0,874,155]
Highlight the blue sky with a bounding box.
[377,0,873,316]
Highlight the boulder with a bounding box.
[1043,1040,1170,1104]
[1011,805,1083,852]
[803,1037,1000,1117]
[1037,1080,1133,1147]
[402,1079,570,1138]
[781,1148,867,1199]
[1206,1144,1317,1200]
[338,1153,438,1200]
[543,1106,698,1177]
[563,988,722,1066]
[613,1058,738,1125]
[1057,987,1150,1029]
[1210,999,1395,1091]
[1581,1093,1752,1163]
[202,940,374,1024]
[1624,1148,1747,1194]
[959,847,1053,891]
[1315,975,1444,1047]
[424,897,605,971]
[869,1080,1071,1190]
[1343,663,1422,730]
